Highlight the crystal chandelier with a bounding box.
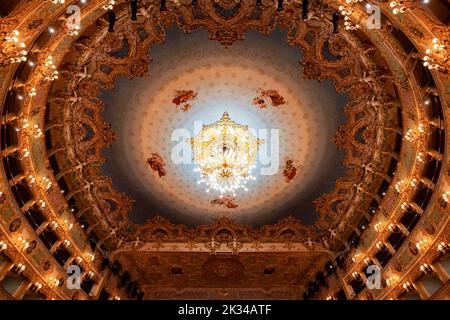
[190,112,263,196]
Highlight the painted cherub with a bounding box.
[283,159,301,183]
[172,90,198,112]
[252,88,287,109]
[210,195,239,209]
[146,153,166,178]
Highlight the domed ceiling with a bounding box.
[0,0,448,301]
[101,28,347,226]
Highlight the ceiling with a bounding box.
[116,250,330,298]
[100,27,347,226]
[0,0,448,301]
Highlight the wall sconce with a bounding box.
[205,237,221,255]
[417,123,426,133]
[49,276,60,287]
[394,180,406,193]
[33,125,43,139]
[415,239,429,251]
[113,296,121,300]
[338,6,360,30]
[389,1,407,14]
[15,118,44,139]
[18,148,30,160]
[27,174,36,185]
[404,128,414,142]
[62,240,71,248]
[15,118,29,132]
[401,202,410,211]
[410,178,419,188]
[41,56,59,82]
[423,55,443,70]
[27,88,36,97]
[442,191,449,203]
[437,242,449,253]
[226,237,243,255]
[14,263,26,273]
[388,223,398,232]
[103,0,116,10]
[431,38,447,51]
[416,152,425,162]
[30,282,42,291]
[376,241,386,250]
[374,222,383,232]
[386,275,398,287]
[352,271,361,279]
[42,177,52,190]
[0,241,7,251]
[352,252,361,263]
[423,38,448,72]
[67,24,80,36]
[17,237,30,250]
[38,200,46,208]
[49,221,58,230]
[404,126,425,142]
[1,30,27,66]
[86,252,95,261]
[419,263,432,274]
[62,219,74,230]
[402,281,414,291]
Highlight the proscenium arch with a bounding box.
[0,0,448,300]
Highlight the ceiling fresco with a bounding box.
[0,0,448,301]
[100,27,348,226]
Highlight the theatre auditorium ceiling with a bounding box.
[0,0,449,300]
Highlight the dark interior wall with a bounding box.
[0,0,22,17]
[426,0,450,25]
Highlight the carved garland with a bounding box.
[45,2,397,250]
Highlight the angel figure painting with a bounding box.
[172,89,198,112]
[146,153,166,178]
[252,88,287,109]
[283,159,301,183]
[210,195,239,209]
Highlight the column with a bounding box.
[0,261,14,281]
[414,281,430,300]
[21,199,37,212]
[427,150,443,161]
[3,145,19,156]
[396,222,410,236]
[432,263,449,283]
[10,173,25,184]
[410,202,424,215]
[358,272,368,288]
[45,122,63,131]
[12,280,31,300]
[35,221,51,235]
[371,257,382,268]
[420,177,435,190]
[336,269,354,300]
[48,147,65,158]
[50,240,63,253]
[90,279,104,298]
[384,242,396,255]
